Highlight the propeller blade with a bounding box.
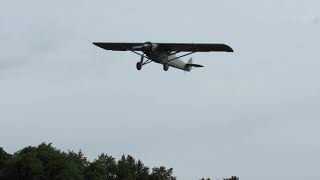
[131,45,144,50]
[132,43,153,51]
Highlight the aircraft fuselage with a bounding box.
[145,46,188,71]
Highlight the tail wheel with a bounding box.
[136,62,142,70]
[163,64,169,71]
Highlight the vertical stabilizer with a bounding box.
[187,57,193,65]
[185,58,193,72]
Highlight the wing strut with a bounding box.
[130,50,148,59]
[129,50,152,66]
[167,52,196,62]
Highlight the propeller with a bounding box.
[131,42,153,52]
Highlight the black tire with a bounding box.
[163,64,169,71]
[136,62,142,70]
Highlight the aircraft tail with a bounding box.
[185,58,204,72]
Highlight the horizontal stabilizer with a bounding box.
[186,64,204,68]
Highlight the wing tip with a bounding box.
[92,42,105,49]
[225,44,234,52]
[228,48,234,52]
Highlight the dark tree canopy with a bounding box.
[0,143,176,180]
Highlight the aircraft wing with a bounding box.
[93,42,233,52]
[93,42,144,51]
[157,43,233,52]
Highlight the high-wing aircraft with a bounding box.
[93,42,233,72]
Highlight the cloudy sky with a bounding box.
[1,0,320,179]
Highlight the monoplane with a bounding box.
[93,42,233,71]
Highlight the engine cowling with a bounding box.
[142,41,153,52]
[131,42,154,53]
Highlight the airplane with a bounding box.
[93,42,233,72]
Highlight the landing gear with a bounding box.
[163,63,169,71]
[136,55,144,71]
[136,54,152,71]
[136,62,142,70]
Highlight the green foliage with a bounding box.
[0,147,11,172]
[151,167,176,180]
[0,143,176,180]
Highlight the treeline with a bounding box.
[0,143,176,180]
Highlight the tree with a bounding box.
[3,146,44,180]
[0,148,12,180]
[0,143,177,180]
[84,153,117,180]
[0,147,11,174]
[151,166,176,180]
[84,160,106,180]
[115,155,150,180]
[1,143,86,180]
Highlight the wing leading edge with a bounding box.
[157,43,233,52]
[93,42,143,51]
[93,42,233,52]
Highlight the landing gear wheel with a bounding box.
[163,64,169,71]
[136,62,142,70]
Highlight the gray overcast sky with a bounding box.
[1,0,320,180]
